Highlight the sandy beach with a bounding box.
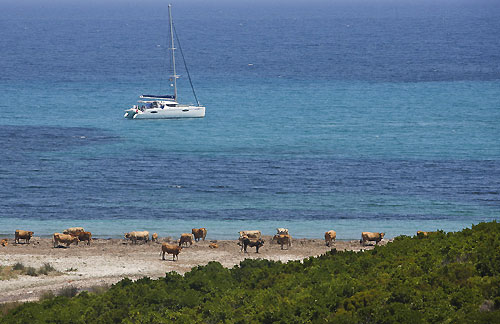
[0,236,385,304]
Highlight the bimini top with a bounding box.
[140,94,176,100]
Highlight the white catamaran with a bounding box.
[124,4,205,119]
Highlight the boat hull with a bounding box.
[124,106,205,119]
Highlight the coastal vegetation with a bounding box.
[0,263,58,280]
[2,222,500,323]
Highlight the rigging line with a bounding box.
[173,22,201,106]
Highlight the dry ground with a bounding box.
[0,236,385,304]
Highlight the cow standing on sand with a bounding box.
[1,239,8,247]
[241,237,265,253]
[360,232,385,246]
[273,234,292,250]
[152,233,158,242]
[325,230,336,247]
[179,233,193,247]
[238,230,261,251]
[53,233,79,247]
[192,228,207,242]
[15,230,34,244]
[124,231,149,244]
[160,243,182,261]
[70,231,92,245]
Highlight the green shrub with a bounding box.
[38,263,57,275]
[85,285,109,295]
[39,291,55,301]
[58,286,78,298]
[25,267,38,277]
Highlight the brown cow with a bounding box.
[360,232,385,246]
[209,243,218,249]
[273,234,292,250]
[152,233,159,242]
[179,233,193,247]
[70,231,92,245]
[1,239,8,247]
[325,230,336,247]
[239,230,261,239]
[417,231,437,238]
[241,237,264,253]
[63,227,85,235]
[53,233,79,247]
[15,230,34,244]
[192,228,207,242]
[160,243,182,261]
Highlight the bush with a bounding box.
[25,267,38,277]
[58,286,78,298]
[39,291,55,301]
[85,285,109,295]
[38,263,57,275]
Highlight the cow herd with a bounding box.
[0,229,93,248]
[2,227,401,262]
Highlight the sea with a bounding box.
[0,0,499,240]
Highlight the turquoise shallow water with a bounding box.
[0,1,499,239]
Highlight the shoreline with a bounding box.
[0,235,369,242]
[0,236,386,304]
[0,231,385,242]
[0,217,462,241]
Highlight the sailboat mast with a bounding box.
[168,4,177,101]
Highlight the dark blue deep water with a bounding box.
[0,0,499,238]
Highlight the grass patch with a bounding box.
[0,266,21,280]
[25,267,38,277]
[0,302,22,317]
[1,263,60,279]
[12,263,25,271]
[38,263,56,275]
